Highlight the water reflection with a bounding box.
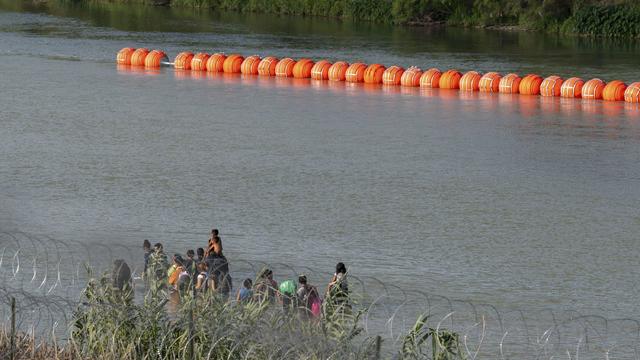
[114,68,640,120]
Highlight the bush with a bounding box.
[571,4,640,37]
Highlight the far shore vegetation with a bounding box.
[45,0,640,38]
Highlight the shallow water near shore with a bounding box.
[1,0,640,357]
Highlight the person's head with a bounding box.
[173,254,185,266]
[298,275,307,285]
[197,262,207,273]
[197,247,204,259]
[266,269,273,280]
[154,243,163,253]
[336,262,347,275]
[212,236,222,245]
[143,239,151,251]
[243,278,252,289]
[211,228,219,236]
[186,249,195,259]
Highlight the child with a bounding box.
[236,278,253,303]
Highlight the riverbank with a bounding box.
[0,274,462,360]
[58,0,640,37]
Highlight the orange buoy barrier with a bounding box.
[116,47,640,109]
[223,54,244,73]
[540,76,564,97]
[400,67,422,87]
[116,47,135,65]
[624,82,640,103]
[519,74,543,95]
[382,66,405,85]
[420,68,441,88]
[560,77,584,98]
[459,71,482,91]
[130,48,150,67]
[240,55,261,75]
[144,50,168,68]
[257,56,278,76]
[275,58,296,77]
[292,58,315,79]
[311,60,332,80]
[191,52,210,71]
[363,64,386,84]
[174,51,194,70]
[602,80,627,101]
[499,73,521,94]
[582,78,605,100]
[479,72,501,93]
[206,53,226,72]
[345,63,367,83]
[439,70,462,89]
[328,61,349,82]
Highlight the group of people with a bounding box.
[142,229,350,318]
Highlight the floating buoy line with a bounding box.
[117,47,640,104]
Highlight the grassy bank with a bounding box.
[134,0,640,37]
[0,272,464,359]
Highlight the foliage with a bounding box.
[61,270,466,359]
[571,4,640,37]
[163,0,640,37]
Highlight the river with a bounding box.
[1,1,640,357]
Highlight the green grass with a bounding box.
[1,270,465,359]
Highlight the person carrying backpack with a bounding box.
[296,275,320,319]
[146,243,168,299]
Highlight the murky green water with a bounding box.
[1,1,640,357]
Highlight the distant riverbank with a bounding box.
[57,0,640,38]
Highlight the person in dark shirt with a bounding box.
[142,239,152,278]
[205,242,232,300]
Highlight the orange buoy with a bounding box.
[439,70,462,89]
[130,48,150,67]
[420,68,442,88]
[479,72,501,93]
[363,64,386,84]
[275,58,296,78]
[345,63,367,83]
[602,80,627,101]
[311,60,332,80]
[292,58,314,78]
[624,82,640,103]
[174,52,194,70]
[223,54,244,73]
[499,73,521,94]
[459,71,482,91]
[240,55,261,75]
[382,66,405,85]
[116,47,135,65]
[191,52,210,71]
[275,58,296,77]
[400,67,422,87]
[519,74,543,95]
[560,77,584,98]
[328,61,349,82]
[257,56,278,76]
[144,50,168,68]
[540,76,564,97]
[206,53,226,72]
[582,78,606,100]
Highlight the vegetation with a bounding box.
[161,0,640,37]
[1,270,466,359]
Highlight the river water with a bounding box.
[1,1,640,357]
